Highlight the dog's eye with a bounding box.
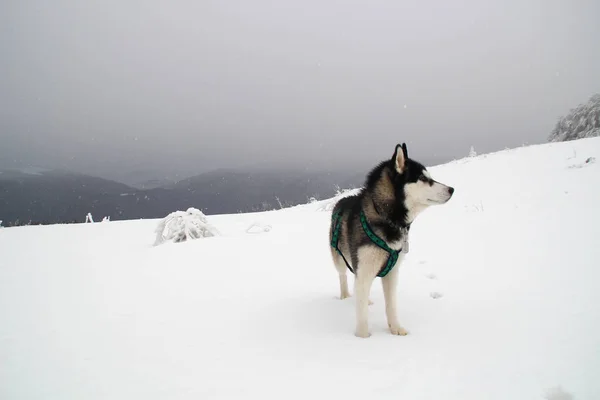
[419,175,427,182]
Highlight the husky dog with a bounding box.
[329,143,454,338]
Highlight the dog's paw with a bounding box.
[389,324,409,336]
[340,293,352,300]
[355,326,371,338]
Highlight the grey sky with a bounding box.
[1,0,599,184]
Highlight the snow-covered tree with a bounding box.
[275,196,283,209]
[468,146,477,157]
[85,213,94,223]
[548,94,600,142]
[154,207,220,246]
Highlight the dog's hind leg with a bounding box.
[331,250,351,299]
[382,265,408,336]
[331,248,373,304]
[338,272,351,299]
[341,274,375,304]
[335,262,374,304]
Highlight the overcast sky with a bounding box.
[1,0,599,184]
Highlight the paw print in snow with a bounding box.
[543,386,573,400]
[246,222,272,234]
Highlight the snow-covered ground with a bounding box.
[1,138,599,400]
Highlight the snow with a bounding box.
[16,166,50,175]
[1,138,600,400]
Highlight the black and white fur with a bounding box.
[328,143,454,338]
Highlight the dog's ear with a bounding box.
[401,143,408,159]
[393,144,406,173]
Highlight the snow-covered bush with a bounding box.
[549,94,600,142]
[469,145,477,157]
[102,216,110,222]
[315,187,360,212]
[315,202,334,212]
[154,207,220,246]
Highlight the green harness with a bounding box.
[330,209,402,278]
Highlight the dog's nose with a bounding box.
[448,187,455,195]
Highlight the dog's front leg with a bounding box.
[354,249,379,338]
[354,272,374,338]
[382,265,408,336]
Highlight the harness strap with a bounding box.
[330,209,402,278]
[331,210,354,273]
[359,210,400,277]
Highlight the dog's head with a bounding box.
[390,142,454,212]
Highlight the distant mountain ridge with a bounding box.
[0,167,363,226]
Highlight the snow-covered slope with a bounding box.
[1,138,599,400]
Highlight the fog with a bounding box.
[1,0,599,184]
